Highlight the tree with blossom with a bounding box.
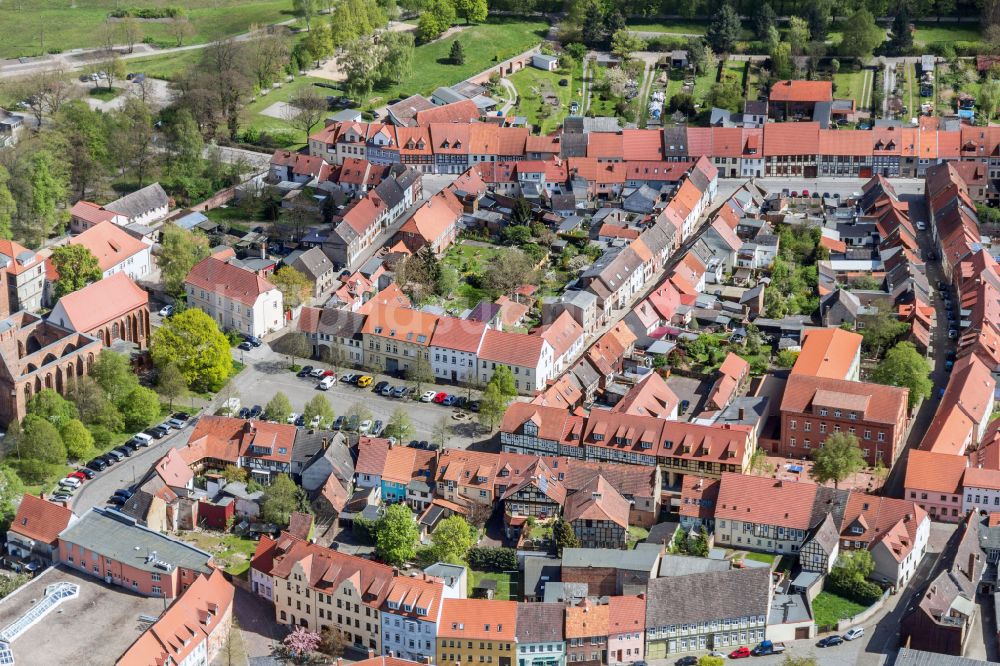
[283,626,321,661]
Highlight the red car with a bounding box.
[432,392,448,404]
[322,370,337,378]
[68,471,87,481]
[729,647,751,659]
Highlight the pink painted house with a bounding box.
[608,595,646,666]
[904,450,968,523]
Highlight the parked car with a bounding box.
[68,471,88,481]
[729,647,750,659]
[751,640,786,656]
[52,492,73,502]
[310,415,321,428]
[333,416,345,430]
[674,657,697,666]
[297,366,314,377]
[357,375,373,388]
[167,417,186,429]
[346,415,360,431]
[158,304,174,317]
[59,477,82,489]
[87,458,108,472]
[114,489,133,500]
[249,405,263,418]
[131,433,153,447]
[916,221,927,230]
[371,420,384,436]
[945,360,954,371]
[843,627,865,641]
[391,385,409,398]
[340,373,358,384]
[103,450,124,463]
[373,381,389,394]
[949,329,959,339]
[238,341,253,351]
[309,367,326,378]
[380,384,394,396]
[453,396,467,408]
[442,395,458,406]
[322,370,336,378]
[318,376,336,390]
[114,446,133,458]
[287,412,300,424]
[146,427,166,440]
[817,635,844,648]
[295,414,306,427]
[243,335,263,347]
[432,392,448,404]
[679,399,690,413]
[420,390,437,402]
[468,400,481,412]
[359,419,373,434]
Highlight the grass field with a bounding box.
[903,61,916,117]
[812,591,867,629]
[469,571,515,600]
[913,23,981,47]
[833,70,870,111]
[123,49,203,81]
[243,75,333,145]
[692,63,720,106]
[362,19,548,106]
[743,551,777,565]
[179,531,260,576]
[88,86,122,101]
[626,18,753,40]
[508,66,574,134]
[1,0,294,59]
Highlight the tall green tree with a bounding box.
[890,8,913,52]
[52,101,110,200]
[378,32,414,85]
[478,382,508,431]
[375,503,418,566]
[264,392,293,422]
[26,389,78,426]
[553,518,580,553]
[449,40,466,65]
[810,431,866,489]
[293,0,320,30]
[430,515,476,563]
[386,407,415,441]
[12,148,68,246]
[271,266,311,311]
[50,244,102,299]
[60,419,96,461]
[839,9,884,59]
[753,3,776,40]
[17,415,67,476]
[0,166,13,240]
[490,366,517,398]
[0,467,24,532]
[706,3,741,53]
[581,2,605,47]
[262,473,308,525]
[151,309,234,392]
[454,0,488,24]
[91,349,140,406]
[157,363,187,409]
[119,386,161,431]
[807,3,830,42]
[871,341,932,409]
[157,225,210,297]
[303,394,335,427]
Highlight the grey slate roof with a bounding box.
[290,246,334,281]
[543,581,589,604]
[802,512,840,555]
[59,508,213,575]
[291,430,348,467]
[314,308,366,339]
[105,182,168,219]
[523,555,561,599]
[562,543,661,571]
[658,554,731,577]
[516,602,566,643]
[645,567,771,627]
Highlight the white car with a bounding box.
[359,420,373,434]
[158,304,174,317]
[842,627,865,641]
[287,412,300,424]
[916,220,927,230]
[58,477,82,489]
[420,390,437,402]
[309,368,325,378]
[310,415,321,428]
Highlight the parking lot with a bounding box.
[0,565,166,665]
[230,344,494,449]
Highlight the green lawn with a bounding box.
[691,64,720,107]
[812,591,867,629]
[469,570,514,600]
[179,531,260,576]
[508,66,575,134]
[626,19,710,35]
[122,49,203,81]
[903,61,916,119]
[743,551,777,565]
[442,240,505,275]
[832,71,869,111]
[627,525,649,548]
[243,76,336,147]
[0,0,295,59]
[913,24,981,47]
[363,19,548,106]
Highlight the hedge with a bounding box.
[825,571,883,606]
[467,547,517,572]
[109,7,184,19]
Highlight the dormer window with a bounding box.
[403,603,413,612]
[851,525,863,535]
[388,601,400,610]
[476,475,487,483]
[664,439,674,449]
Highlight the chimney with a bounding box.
[368,649,376,659]
[322,438,330,450]
[393,567,400,577]
[738,407,745,420]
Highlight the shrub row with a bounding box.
[109,7,183,19]
[467,547,517,572]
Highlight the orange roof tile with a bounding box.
[9,494,73,545]
[439,599,518,640]
[769,80,833,102]
[791,328,862,379]
[361,304,438,346]
[715,472,818,529]
[50,272,147,334]
[67,220,148,273]
[186,256,278,307]
[565,599,610,638]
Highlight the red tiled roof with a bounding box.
[715,472,818,529]
[563,474,630,528]
[769,80,833,103]
[791,328,862,379]
[9,494,73,545]
[67,220,148,273]
[50,272,147,334]
[537,310,584,358]
[186,256,278,307]
[781,373,908,425]
[416,100,480,125]
[70,200,117,226]
[608,594,646,635]
[430,316,487,353]
[361,304,438,346]
[479,328,546,367]
[762,122,820,156]
[439,599,518,640]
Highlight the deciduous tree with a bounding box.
[151,309,234,392]
[454,0,488,24]
[478,382,508,431]
[386,407,415,441]
[303,394,335,427]
[50,244,102,299]
[60,419,96,461]
[157,225,210,297]
[431,514,476,562]
[871,341,932,409]
[119,386,161,431]
[157,363,187,409]
[262,473,308,525]
[168,16,196,47]
[810,431,865,489]
[407,355,435,394]
[375,503,418,565]
[839,9,884,59]
[264,392,293,422]
[26,389,78,426]
[271,266,312,311]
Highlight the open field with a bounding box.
[913,23,980,47]
[469,570,515,600]
[361,19,548,108]
[508,66,575,134]
[120,49,203,80]
[179,530,260,576]
[833,70,870,111]
[0,0,294,59]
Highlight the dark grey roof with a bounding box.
[583,117,622,133]
[645,521,679,546]
[516,602,566,643]
[803,512,840,554]
[623,185,661,214]
[768,592,811,625]
[821,288,861,317]
[571,359,601,388]
[812,101,832,128]
[662,127,687,157]
[560,133,589,158]
[543,581,589,604]
[220,481,264,501]
[290,247,334,281]
[468,300,501,323]
[292,430,349,467]
[562,543,661,571]
[743,100,768,116]
[551,194,576,211]
[315,308,366,339]
[59,508,213,575]
[105,182,168,219]
[523,555,561,599]
[119,490,154,523]
[658,554,730,577]
[809,486,850,529]
[646,567,771,627]
[373,176,405,210]
[895,648,998,666]
[432,87,467,104]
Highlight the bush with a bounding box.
[826,570,883,605]
[353,516,376,544]
[645,35,689,52]
[109,6,183,18]
[467,547,517,572]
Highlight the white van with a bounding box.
[131,433,153,447]
[318,376,336,390]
